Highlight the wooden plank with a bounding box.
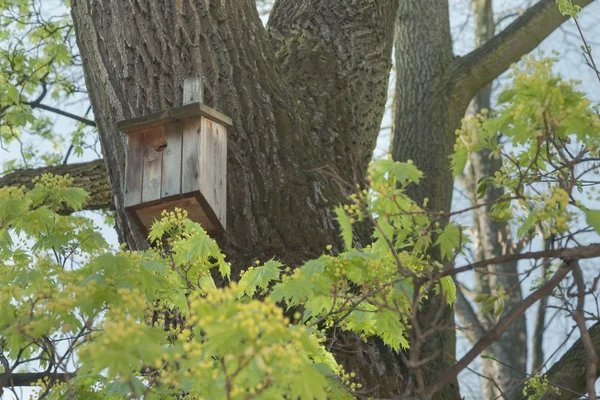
[181,117,202,194]
[117,102,232,133]
[161,121,183,198]
[183,76,204,104]
[134,195,215,234]
[124,131,144,208]
[142,127,164,203]
[200,117,227,230]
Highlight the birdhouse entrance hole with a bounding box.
[118,78,231,236]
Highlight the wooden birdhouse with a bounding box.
[118,77,231,236]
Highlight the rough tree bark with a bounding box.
[69,0,408,396]
[1,0,596,397]
[391,0,594,398]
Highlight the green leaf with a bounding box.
[392,162,423,186]
[334,206,353,250]
[374,309,409,351]
[437,276,456,305]
[62,187,89,210]
[435,223,461,262]
[474,294,489,303]
[585,209,600,235]
[517,210,537,239]
[476,176,494,199]
[270,277,315,308]
[289,365,329,400]
[239,260,282,298]
[394,280,414,301]
[450,147,468,177]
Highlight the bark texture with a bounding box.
[0,160,110,211]
[390,0,595,398]
[0,0,586,397]
[520,322,600,400]
[70,0,406,396]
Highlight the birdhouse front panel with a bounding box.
[120,103,230,236]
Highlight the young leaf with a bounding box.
[334,206,353,250]
[239,260,282,298]
[585,209,600,235]
[435,223,461,262]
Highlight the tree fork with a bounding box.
[69,0,405,396]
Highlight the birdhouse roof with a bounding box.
[117,102,233,134]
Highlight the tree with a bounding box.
[1,0,600,399]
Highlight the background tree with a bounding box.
[1,0,599,398]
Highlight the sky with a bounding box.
[2,0,600,399]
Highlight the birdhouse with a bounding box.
[118,77,231,236]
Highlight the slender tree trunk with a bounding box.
[453,1,528,398]
[391,1,466,398]
[469,1,528,398]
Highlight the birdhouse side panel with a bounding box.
[161,121,184,198]
[142,127,164,203]
[181,117,202,194]
[200,116,227,229]
[124,131,144,208]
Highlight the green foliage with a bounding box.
[556,0,582,18]
[2,52,599,399]
[0,150,464,398]
[522,374,560,400]
[453,56,600,242]
[1,0,95,171]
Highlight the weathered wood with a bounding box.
[132,194,217,234]
[142,127,164,203]
[181,118,202,194]
[200,117,227,229]
[183,76,204,105]
[124,132,144,208]
[117,102,232,133]
[161,121,183,198]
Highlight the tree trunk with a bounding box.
[391,1,467,398]
[455,1,528,398]
[57,0,596,398]
[70,0,409,396]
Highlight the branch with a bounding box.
[0,160,111,211]
[424,261,573,399]
[453,0,595,98]
[0,371,72,388]
[571,263,598,400]
[445,244,600,278]
[26,102,96,127]
[538,322,600,400]
[455,285,487,344]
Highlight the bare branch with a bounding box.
[25,101,96,127]
[455,286,486,344]
[424,261,573,399]
[571,263,598,400]
[445,244,600,278]
[453,0,595,99]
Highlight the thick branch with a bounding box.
[538,322,600,400]
[454,0,595,99]
[0,372,72,388]
[0,160,111,211]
